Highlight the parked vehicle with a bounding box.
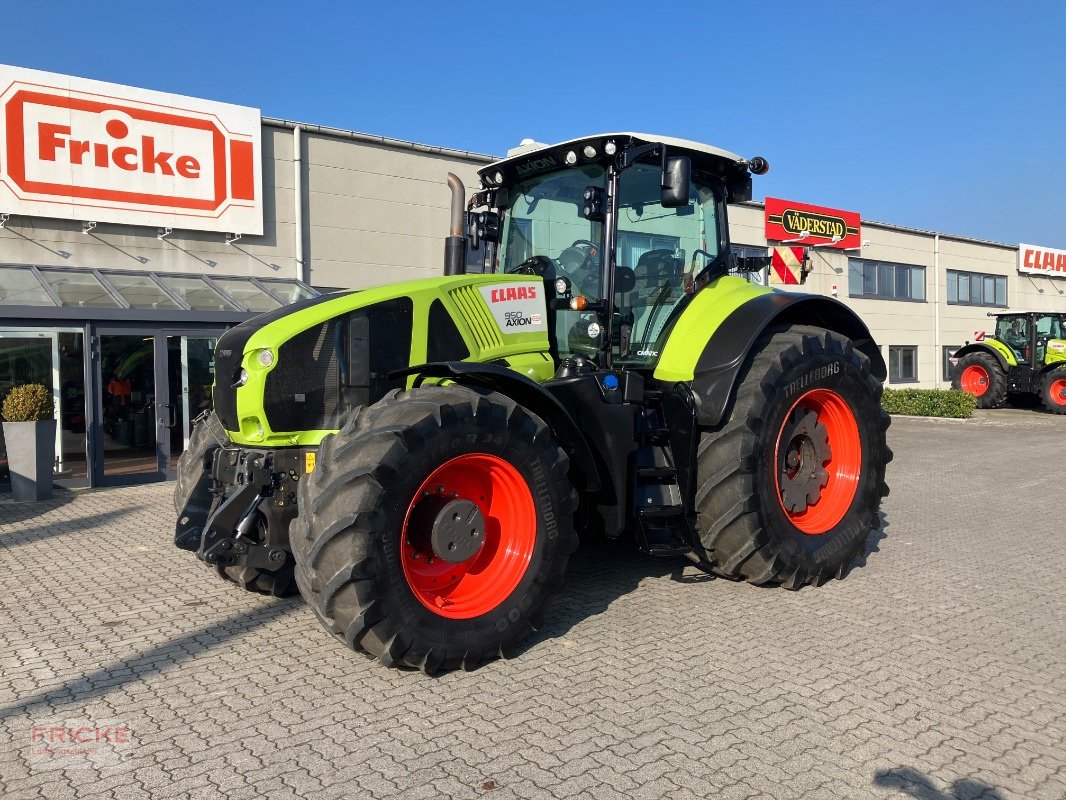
[951,311,1066,414]
[174,133,891,671]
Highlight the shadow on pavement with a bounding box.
[860,511,889,563]
[525,510,892,650]
[522,538,681,649]
[874,766,1005,799]
[0,488,77,525]
[0,509,138,549]
[0,598,301,722]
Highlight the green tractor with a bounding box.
[174,133,891,672]
[951,311,1066,414]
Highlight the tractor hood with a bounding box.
[213,273,553,447]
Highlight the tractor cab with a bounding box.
[462,134,770,371]
[992,312,1066,367]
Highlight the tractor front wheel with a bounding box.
[289,385,578,673]
[1040,367,1066,415]
[695,325,891,589]
[952,352,1007,408]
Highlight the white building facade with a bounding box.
[0,64,1062,488]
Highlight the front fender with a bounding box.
[399,361,602,493]
[656,284,886,428]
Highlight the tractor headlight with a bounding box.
[587,322,601,339]
[256,349,275,367]
[554,277,570,295]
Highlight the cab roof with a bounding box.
[479,132,746,183]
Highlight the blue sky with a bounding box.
[6,1,1064,246]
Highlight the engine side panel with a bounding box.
[216,274,553,447]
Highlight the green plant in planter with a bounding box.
[3,383,55,422]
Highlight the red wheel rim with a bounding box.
[400,453,536,619]
[774,388,862,535]
[1051,378,1066,406]
[960,365,990,397]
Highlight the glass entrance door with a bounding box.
[0,328,89,489]
[91,328,222,486]
[94,331,167,484]
[166,334,218,473]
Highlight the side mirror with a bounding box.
[661,156,691,208]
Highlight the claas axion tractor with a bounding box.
[174,133,891,672]
[951,311,1066,414]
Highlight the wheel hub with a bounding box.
[400,453,537,618]
[428,499,485,564]
[778,407,832,513]
[406,491,486,565]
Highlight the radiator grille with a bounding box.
[263,321,343,432]
[449,285,502,351]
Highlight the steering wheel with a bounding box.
[558,240,598,271]
[507,252,587,294]
[556,240,602,295]
[506,255,554,276]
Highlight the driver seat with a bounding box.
[626,249,680,339]
[633,250,679,305]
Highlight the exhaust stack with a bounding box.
[444,173,466,276]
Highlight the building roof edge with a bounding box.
[261,117,497,164]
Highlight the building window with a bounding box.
[617,231,681,269]
[732,244,769,285]
[943,345,962,381]
[946,269,1007,307]
[848,259,925,301]
[888,346,918,383]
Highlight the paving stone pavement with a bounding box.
[0,413,1063,800]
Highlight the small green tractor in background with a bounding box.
[951,311,1066,414]
[174,133,892,672]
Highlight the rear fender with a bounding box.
[662,291,887,429]
[400,361,602,493]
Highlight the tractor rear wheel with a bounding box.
[290,385,578,672]
[695,325,891,589]
[1040,367,1066,414]
[173,412,297,597]
[952,352,1007,408]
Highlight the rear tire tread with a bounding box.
[695,326,891,588]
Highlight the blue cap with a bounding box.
[603,374,619,391]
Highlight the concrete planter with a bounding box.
[3,419,56,502]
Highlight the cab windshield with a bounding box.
[499,164,606,300]
[498,161,723,363]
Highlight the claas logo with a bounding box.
[489,285,537,303]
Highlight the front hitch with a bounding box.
[177,447,289,572]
